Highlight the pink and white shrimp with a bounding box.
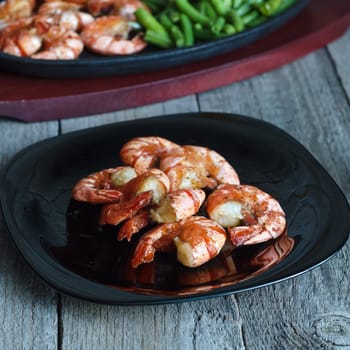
[80,15,147,56]
[120,136,179,174]
[0,17,42,57]
[150,188,206,224]
[0,0,36,24]
[71,166,137,204]
[31,25,84,59]
[131,216,227,268]
[206,184,286,246]
[160,145,240,191]
[99,168,169,226]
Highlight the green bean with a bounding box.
[242,10,260,25]
[211,16,226,33]
[236,3,251,16]
[144,30,173,48]
[194,27,222,40]
[135,8,169,37]
[171,25,185,47]
[210,0,232,16]
[247,15,267,27]
[227,9,245,32]
[167,9,181,23]
[180,13,194,46]
[223,23,236,35]
[140,0,161,13]
[233,0,244,9]
[159,12,174,30]
[259,0,282,16]
[203,2,217,21]
[159,12,185,46]
[175,0,210,25]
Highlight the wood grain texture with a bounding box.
[0,120,59,350]
[328,29,350,100]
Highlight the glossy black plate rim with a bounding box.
[1,112,349,305]
[0,0,308,78]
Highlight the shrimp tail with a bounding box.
[99,190,152,225]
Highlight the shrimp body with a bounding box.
[117,210,150,241]
[0,0,36,23]
[99,190,152,225]
[173,216,227,268]
[72,167,125,204]
[114,0,148,20]
[31,25,84,59]
[160,145,240,191]
[81,15,147,56]
[131,222,178,268]
[99,168,169,225]
[38,1,82,14]
[131,216,227,268]
[0,17,42,56]
[150,188,205,224]
[87,0,114,16]
[35,10,94,33]
[120,136,179,174]
[206,184,286,246]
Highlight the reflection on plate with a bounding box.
[52,199,294,296]
[0,0,308,78]
[1,112,349,305]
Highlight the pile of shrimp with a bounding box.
[71,136,287,269]
[0,0,148,59]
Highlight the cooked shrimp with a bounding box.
[206,184,286,246]
[114,0,149,20]
[160,145,240,191]
[35,10,94,33]
[71,167,126,204]
[131,216,227,268]
[31,25,84,59]
[120,136,179,174]
[99,190,152,225]
[0,0,36,23]
[99,168,169,224]
[86,0,114,16]
[173,216,227,268]
[121,168,170,204]
[38,1,83,14]
[81,15,147,56]
[150,188,206,224]
[117,209,150,241]
[131,222,178,268]
[0,17,42,56]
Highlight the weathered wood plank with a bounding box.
[327,29,350,100]
[198,47,350,349]
[60,96,198,132]
[0,120,59,350]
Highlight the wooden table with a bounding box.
[1,29,349,350]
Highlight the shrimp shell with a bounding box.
[31,25,84,59]
[160,145,240,191]
[81,15,147,56]
[206,184,286,246]
[72,167,124,204]
[131,216,227,268]
[120,136,179,174]
[0,17,42,57]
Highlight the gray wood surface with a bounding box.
[1,29,349,350]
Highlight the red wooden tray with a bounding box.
[0,0,349,122]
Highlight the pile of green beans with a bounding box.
[135,0,297,48]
